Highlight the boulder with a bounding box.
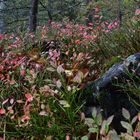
[82,53,140,133]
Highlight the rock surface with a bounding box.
[82,53,140,133]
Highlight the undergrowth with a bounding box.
[0,14,140,139]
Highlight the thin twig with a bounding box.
[3,122,6,140]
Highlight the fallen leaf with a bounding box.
[56,80,62,88]
[138,112,140,121]
[25,93,33,102]
[2,98,9,105]
[39,111,48,116]
[0,108,6,115]
[57,65,64,74]
[72,71,84,83]
[21,115,30,122]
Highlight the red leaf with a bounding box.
[133,132,140,138]
[0,108,6,115]
[20,69,26,77]
[25,93,33,102]
[21,115,30,122]
[66,134,70,140]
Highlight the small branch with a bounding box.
[39,1,52,21]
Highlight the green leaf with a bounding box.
[100,115,114,135]
[96,113,102,125]
[123,0,129,5]
[88,127,98,133]
[121,121,132,132]
[122,108,130,120]
[81,135,88,140]
[131,116,138,125]
[106,115,114,125]
[92,107,97,118]
[59,100,70,108]
[108,130,120,140]
[121,133,135,140]
[85,118,94,127]
[100,120,109,135]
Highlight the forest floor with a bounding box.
[0,19,140,139]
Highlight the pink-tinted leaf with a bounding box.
[9,80,16,85]
[73,71,84,83]
[20,69,26,77]
[100,120,108,135]
[0,34,3,40]
[2,98,9,105]
[0,65,4,71]
[75,39,80,45]
[25,93,33,102]
[21,115,30,122]
[7,107,14,114]
[135,9,140,15]
[66,134,70,140]
[39,111,48,116]
[133,132,140,138]
[0,137,4,140]
[0,108,6,115]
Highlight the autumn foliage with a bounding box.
[0,10,140,139]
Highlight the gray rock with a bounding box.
[92,53,140,96]
[82,53,140,133]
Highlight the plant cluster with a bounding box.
[0,10,140,139]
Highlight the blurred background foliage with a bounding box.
[0,0,139,33]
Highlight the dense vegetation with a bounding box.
[0,0,140,139]
[0,0,139,32]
